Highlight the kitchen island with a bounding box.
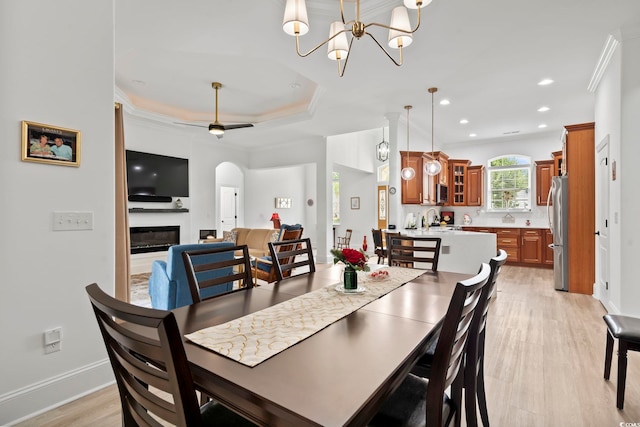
[386,228,497,274]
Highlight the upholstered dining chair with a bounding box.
[254,227,303,284]
[182,244,254,304]
[268,237,315,281]
[336,229,352,249]
[387,235,442,271]
[410,249,508,427]
[85,283,255,427]
[368,263,491,427]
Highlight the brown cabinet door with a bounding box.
[449,160,470,206]
[536,160,554,206]
[521,229,542,263]
[467,165,484,207]
[400,151,423,204]
[543,229,554,265]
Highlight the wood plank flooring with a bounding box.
[16,265,640,426]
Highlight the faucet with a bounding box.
[425,208,438,228]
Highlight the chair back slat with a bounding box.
[86,283,204,427]
[182,244,253,303]
[269,238,316,281]
[387,235,442,271]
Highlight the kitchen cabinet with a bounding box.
[496,228,520,262]
[535,159,554,206]
[449,160,470,206]
[400,151,424,204]
[520,229,542,263]
[552,150,563,176]
[430,151,449,186]
[543,229,554,265]
[467,165,484,207]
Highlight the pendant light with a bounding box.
[401,105,416,181]
[424,87,442,176]
[376,127,389,162]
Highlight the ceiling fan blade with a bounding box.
[174,122,208,128]
[222,123,254,130]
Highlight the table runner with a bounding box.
[185,267,425,367]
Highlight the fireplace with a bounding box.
[130,226,180,254]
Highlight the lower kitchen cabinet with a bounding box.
[463,226,552,267]
[520,229,542,264]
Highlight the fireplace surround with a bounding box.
[130,226,180,254]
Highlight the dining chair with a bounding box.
[603,313,640,409]
[336,228,352,249]
[371,229,386,264]
[254,228,303,284]
[85,283,255,427]
[387,235,442,271]
[268,237,316,281]
[410,249,508,427]
[182,244,254,304]
[368,263,491,427]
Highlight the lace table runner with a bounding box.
[185,267,425,367]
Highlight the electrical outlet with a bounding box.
[45,342,61,354]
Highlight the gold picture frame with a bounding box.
[21,120,81,167]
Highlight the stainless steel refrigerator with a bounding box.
[548,176,569,291]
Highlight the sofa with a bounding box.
[217,227,279,259]
[148,242,235,310]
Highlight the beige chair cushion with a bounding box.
[230,228,278,258]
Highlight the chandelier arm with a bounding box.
[365,32,403,66]
[294,29,351,58]
[337,37,356,77]
[363,6,421,34]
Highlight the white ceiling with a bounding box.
[115,0,640,150]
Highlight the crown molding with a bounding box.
[587,34,619,93]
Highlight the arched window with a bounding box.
[487,155,532,210]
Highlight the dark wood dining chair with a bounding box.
[182,244,253,304]
[603,313,640,409]
[368,263,491,427]
[336,228,352,249]
[254,228,303,284]
[371,228,386,264]
[387,235,442,271]
[85,283,255,427]
[268,237,316,281]
[410,249,507,427]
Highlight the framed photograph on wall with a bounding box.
[21,120,81,167]
[350,197,360,210]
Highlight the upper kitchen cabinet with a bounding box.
[467,165,484,207]
[552,150,564,176]
[535,159,554,206]
[400,151,424,204]
[427,151,449,186]
[449,160,470,206]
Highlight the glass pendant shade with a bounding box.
[327,21,349,60]
[283,0,309,36]
[401,166,416,180]
[424,159,442,176]
[388,7,413,49]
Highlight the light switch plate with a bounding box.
[53,211,93,231]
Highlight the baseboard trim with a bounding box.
[0,358,114,426]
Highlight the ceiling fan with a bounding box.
[176,82,253,139]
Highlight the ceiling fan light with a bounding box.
[388,7,413,49]
[283,0,309,36]
[424,159,442,176]
[327,21,349,60]
[404,0,432,9]
[401,166,416,180]
[208,124,224,135]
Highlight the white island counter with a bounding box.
[385,228,497,274]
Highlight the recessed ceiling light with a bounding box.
[538,106,550,112]
[469,133,477,137]
[538,79,554,86]
[439,99,450,105]
[538,124,548,128]
[459,119,469,124]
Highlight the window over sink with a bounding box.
[487,155,532,211]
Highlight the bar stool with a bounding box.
[603,314,640,409]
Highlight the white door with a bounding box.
[220,186,238,232]
[595,136,610,302]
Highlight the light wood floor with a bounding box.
[16,265,640,426]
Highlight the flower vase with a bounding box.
[362,236,368,252]
[343,266,358,290]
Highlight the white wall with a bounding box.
[0,1,115,423]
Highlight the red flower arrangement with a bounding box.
[330,247,370,271]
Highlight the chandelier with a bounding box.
[376,127,389,162]
[282,0,431,77]
[424,87,442,176]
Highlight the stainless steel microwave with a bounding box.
[437,184,448,204]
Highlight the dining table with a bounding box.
[171,265,471,426]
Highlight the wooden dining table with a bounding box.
[171,266,470,426]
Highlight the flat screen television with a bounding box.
[126,150,189,202]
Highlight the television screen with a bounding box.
[126,150,189,200]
